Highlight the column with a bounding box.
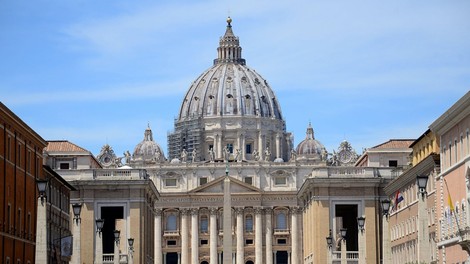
[216,134,222,159]
[258,133,264,161]
[181,209,189,264]
[191,208,199,264]
[155,209,163,264]
[71,215,81,264]
[35,197,47,263]
[418,193,430,263]
[290,207,299,264]
[265,208,273,264]
[210,207,218,264]
[382,214,391,264]
[223,177,233,264]
[255,207,263,264]
[236,208,244,264]
[241,135,246,160]
[275,134,281,159]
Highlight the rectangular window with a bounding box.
[167,240,176,246]
[467,130,469,155]
[199,177,208,186]
[246,144,252,154]
[245,239,253,245]
[27,213,31,239]
[274,177,287,186]
[7,204,11,233]
[59,163,70,170]
[27,150,31,172]
[226,143,233,153]
[455,139,458,162]
[17,144,21,165]
[200,216,208,233]
[165,179,177,187]
[449,143,452,166]
[244,177,253,185]
[17,208,21,236]
[277,239,287,244]
[7,136,11,160]
[388,160,398,167]
[200,239,208,245]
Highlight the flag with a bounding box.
[448,192,454,212]
[61,235,73,257]
[395,190,404,206]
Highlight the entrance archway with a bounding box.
[201,261,209,264]
[245,261,254,264]
[166,252,178,264]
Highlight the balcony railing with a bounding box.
[310,167,401,179]
[163,230,180,236]
[102,254,128,264]
[273,228,290,235]
[332,251,359,264]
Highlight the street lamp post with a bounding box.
[113,230,120,264]
[357,217,366,264]
[95,219,104,264]
[326,229,333,264]
[128,238,134,264]
[71,203,82,264]
[417,175,430,263]
[381,199,391,264]
[35,179,49,263]
[340,228,347,264]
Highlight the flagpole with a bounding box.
[443,178,462,237]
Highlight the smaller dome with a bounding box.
[170,158,181,164]
[274,157,284,163]
[132,125,165,163]
[296,122,325,157]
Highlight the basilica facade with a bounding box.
[44,18,406,264]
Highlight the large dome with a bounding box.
[168,18,292,162]
[178,19,283,121]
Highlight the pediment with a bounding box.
[190,176,261,194]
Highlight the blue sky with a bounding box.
[1,0,469,157]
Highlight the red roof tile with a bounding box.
[371,139,415,149]
[45,140,90,153]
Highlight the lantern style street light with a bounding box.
[95,219,104,235]
[113,230,121,245]
[417,175,429,196]
[381,199,391,216]
[128,238,134,251]
[357,216,366,232]
[326,229,333,248]
[37,179,48,204]
[340,228,347,240]
[72,203,82,224]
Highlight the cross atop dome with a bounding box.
[214,17,246,65]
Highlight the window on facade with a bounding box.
[27,213,31,239]
[199,177,208,186]
[166,215,177,231]
[17,209,21,236]
[244,177,253,185]
[245,239,253,245]
[59,163,70,170]
[274,177,287,186]
[277,239,287,244]
[167,240,176,246]
[7,204,11,233]
[200,239,208,245]
[7,136,11,161]
[165,179,177,187]
[226,143,233,153]
[467,130,469,155]
[388,160,398,167]
[245,215,253,232]
[17,144,21,165]
[246,144,252,154]
[449,143,452,165]
[455,139,458,162]
[277,212,287,229]
[27,150,31,172]
[200,215,208,233]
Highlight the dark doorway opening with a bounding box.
[201,261,209,264]
[101,206,124,254]
[276,251,288,264]
[335,204,358,251]
[245,261,254,264]
[166,252,178,264]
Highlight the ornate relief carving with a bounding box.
[190,208,199,215]
[235,207,244,215]
[209,207,219,215]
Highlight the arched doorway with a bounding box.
[166,252,178,264]
[201,261,209,264]
[245,261,254,264]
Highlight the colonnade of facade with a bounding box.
[154,206,301,264]
[211,131,285,161]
